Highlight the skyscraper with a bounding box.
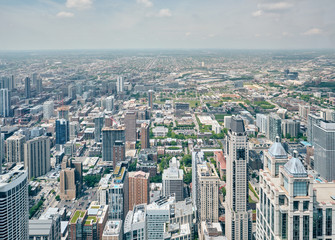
[97,165,128,220]
[43,101,54,119]
[0,164,29,239]
[281,119,300,138]
[112,140,125,168]
[256,113,267,134]
[32,73,38,86]
[24,77,31,99]
[94,113,105,142]
[140,122,150,149]
[68,84,76,100]
[267,113,281,142]
[36,78,42,94]
[116,76,124,93]
[313,121,335,181]
[307,113,322,145]
[256,148,312,240]
[102,126,125,162]
[69,121,79,140]
[162,157,184,202]
[225,116,252,240]
[148,90,154,109]
[56,119,69,145]
[192,147,204,209]
[105,96,114,112]
[0,76,14,90]
[6,134,26,163]
[24,136,51,179]
[60,158,83,200]
[196,162,219,222]
[0,88,10,117]
[125,111,137,142]
[128,171,149,211]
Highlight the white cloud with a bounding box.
[57,11,74,18]
[136,0,153,8]
[258,2,293,12]
[252,10,263,17]
[157,9,172,17]
[66,0,93,10]
[185,32,191,36]
[303,28,323,36]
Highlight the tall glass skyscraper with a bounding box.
[313,121,335,181]
[56,119,69,145]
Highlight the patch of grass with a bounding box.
[249,182,259,200]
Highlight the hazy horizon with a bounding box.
[1,0,335,50]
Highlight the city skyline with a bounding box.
[0,0,335,50]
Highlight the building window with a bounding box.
[293,216,300,240]
[303,201,309,211]
[313,208,323,237]
[280,212,287,239]
[326,208,332,236]
[303,216,309,239]
[283,176,289,192]
[293,182,307,197]
[293,201,299,211]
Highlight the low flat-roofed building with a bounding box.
[102,220,123,240]
[29,217,61,240]
[200,221,225,240]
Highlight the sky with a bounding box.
[0,0,335,50]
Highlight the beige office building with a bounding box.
[24,136,50,179]
[60,158,82,200]
[196,162,220,223]
[6,134,26,163]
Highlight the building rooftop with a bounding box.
[0,164,26,187]
[124,204,147,233]
[284,157,307,178]
[70,210,86,224]
[314,183,335,203]
[29,220,53,236]
[128,171,149,179]
[268,137,288,159]
[230,116,245,133]
[103,220,122,236]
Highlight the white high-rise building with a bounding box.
[225,116,252,240]
[307,113,322,145]
[197,162,219,223]
[116,76,124,93]
[298,104,310,120]
[313,121,335,181]
[162,157,184,202]
[256,143,335,240]
[267,113,282,142]
[43,101,54,119]
[256,113,268,134]
[0,88,10,117]
[0,164,29,239]
[24,136,51,179]
[6,134,26,163]
[69,121,79,140]
[105,96,114,112]
[224,116,232,129]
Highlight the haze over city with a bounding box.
[1,1,335,240]
[1,0,335,50]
